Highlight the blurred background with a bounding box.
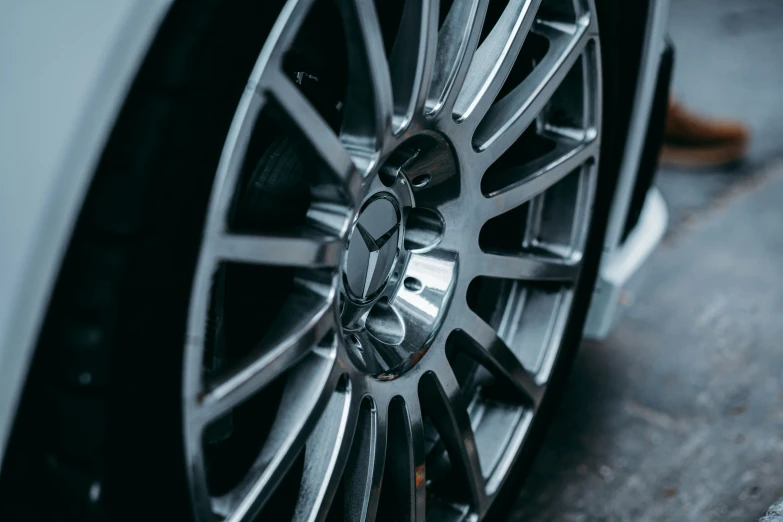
[512,0,783,520]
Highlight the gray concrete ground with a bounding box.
[510,0,783,520]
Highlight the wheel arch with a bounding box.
[0,0,172,468]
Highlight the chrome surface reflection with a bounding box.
[183,0,603,520]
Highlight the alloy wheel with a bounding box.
[184,0,601,520]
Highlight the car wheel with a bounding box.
[1,0,620,520]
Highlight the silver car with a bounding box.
[0,0,670,520]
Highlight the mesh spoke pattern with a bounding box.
[184,0,602,520]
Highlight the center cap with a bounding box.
[344,194,401,301]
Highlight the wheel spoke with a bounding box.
[214,350,338,522]
[199,285,335,420]
[420,368,486,514]
[293,382,357,522]
[480,136,598,219]
[453,0,542,123]
[266,72,363,198]
[457,308,543,406]
[213,231,343,268]
[474,252,579,282]
[208,0,347,235]
[372,397,427,522]
[405,399,427,522]
[473,16,593,164]
[260,0,319,69]
[342,399,386,522]
[389,0,439,130]
[429,0,488,115]
[337,0,394,152]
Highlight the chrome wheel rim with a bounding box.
[184,0,601,520]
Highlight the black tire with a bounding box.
[0,0,627,521]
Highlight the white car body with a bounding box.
[0,0,669,469]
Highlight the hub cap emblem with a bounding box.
[344,195,401,300]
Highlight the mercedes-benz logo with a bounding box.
[344,195,401,301]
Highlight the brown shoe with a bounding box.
[660,99,750,168]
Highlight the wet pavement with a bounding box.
[510,0,783,520]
